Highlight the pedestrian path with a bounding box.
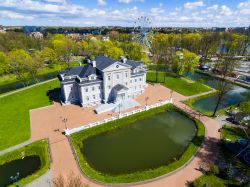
[0,140,32,156]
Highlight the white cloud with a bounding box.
[238,0,250,15]
[118,0,144,4]
[220,5,232,16]
[0,10,34,20]
[97,0,106,6]
[184,1,205,10]
[0,0,249,27]
[44,0,66,3]
[150,7,164,16]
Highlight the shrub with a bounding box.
[209,164,220,175]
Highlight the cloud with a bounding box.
[0,0,249,27]
[118,0,144,4]
[44,0,66,3]
[97,0,106,6]
[184,1,205,10]
[0,10,34,20]
[238,0,250,15]
[150,6,164,16]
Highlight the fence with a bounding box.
[65,98,173,136]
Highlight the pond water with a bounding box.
[0,72,58,95]
[82,110,197,175]
[0,156,41,187]
[186,72,250,112]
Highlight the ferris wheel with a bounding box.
[133,16,153,52]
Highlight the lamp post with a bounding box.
[145,96,149,110]
[170,90,173,103]
[62,118,68,129]
[10,172,20,187]
[145,96,149,106]
[118,103,122,118]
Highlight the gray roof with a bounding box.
[61,66,84,77]
[126,60,143,69]
[94,56,142,70]
[79,65,96,78]
[60,65,96,79]
[95,56,117,70]
[59,56,144,82]
[113,84,128,92]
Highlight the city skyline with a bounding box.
[0,0,249,27]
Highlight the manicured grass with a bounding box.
[0,139,50,187]
[71,104,205,184]
[221,125,250,176]
[0,79,60,151]
[146,71,212,96]
[192,173,240,187]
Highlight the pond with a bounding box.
[82,110,197,175]
[0,72,58,95]
[186,72,250,112]
[0,155,41,187]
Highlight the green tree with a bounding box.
[0,51,7,75]
[28,51,44,82]
[51,34,75,67]
[103,41,124,59]
[240,100,250,113]
[40,47,57,67]
[172,50,199,75]
[7,49,33,85]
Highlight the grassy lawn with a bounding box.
[221,125,250,176]
[71,104,205,184]
[146,71,212,96]
[0,79,60,151]
[192,173,240,187]
[0,139,50,187]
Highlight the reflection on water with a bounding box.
[0,72,58,94]
[82,110,196,175]
[0,156,41,187]
[186,72,250,112]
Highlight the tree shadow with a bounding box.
[193,136,221,168]
[46,88,61,103]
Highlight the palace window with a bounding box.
[85,88,88,92]
[92,86,95,91]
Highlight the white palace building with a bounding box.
[58,56,147,113]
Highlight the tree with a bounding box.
[240,100,250,114]
[40,47,57,67]
[28,51,44,82]
[172,49,199,76]
[103,41,124,59]
[212,54,238,117]
[0,51,7,75]
[7,49,33,85]
[51,34,75,67]
[53,172,89,187]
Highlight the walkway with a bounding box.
[29,84,221,187]
[0,140,32,156]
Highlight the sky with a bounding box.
[0,0,249,27]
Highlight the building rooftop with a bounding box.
[59,56,144,83]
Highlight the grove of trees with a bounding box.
[0,31,249,90]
